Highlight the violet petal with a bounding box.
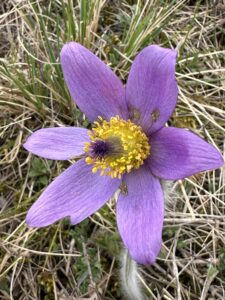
[116,165,164,265]
[26,159,120,227]
[24,127,89,160]
[148,127,224,180]
[60,42,127,122]
[126,45,178,135]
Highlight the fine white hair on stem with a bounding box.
[161,180,176,207]
[120,248,146,300]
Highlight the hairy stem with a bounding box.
[120,248,146,300]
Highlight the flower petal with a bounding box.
[116,165,164,265]
[148,127,224,180]
[60,42,127,122]
[126,45,178,135]
[24,127,89,160]
[26,159,120,227]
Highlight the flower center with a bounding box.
[84,116,150,178]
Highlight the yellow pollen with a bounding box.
[84,116,150,178]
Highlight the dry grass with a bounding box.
[0,0,225,299]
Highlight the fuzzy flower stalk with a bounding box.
[24,43,223,265]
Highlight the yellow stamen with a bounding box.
[84,116,150,178]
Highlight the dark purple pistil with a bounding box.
[89,140,111,160]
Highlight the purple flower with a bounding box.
[24,43,224,265]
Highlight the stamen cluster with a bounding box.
[84,116,150,178]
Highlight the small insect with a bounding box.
[151,109,160,122]
[129,106,141,122]
[120,181,128,195]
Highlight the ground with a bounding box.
[0,0,225,299]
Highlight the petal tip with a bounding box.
[145,44,177,58]
[217,153,224,168]
[26,211,49,228]
[129,248,159,265]
[23,137,31,152]
[25,213,36,228]
[209,145,224,169]
[60,41,82,60]
[23,132,38,155]
[25,205,49,228]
